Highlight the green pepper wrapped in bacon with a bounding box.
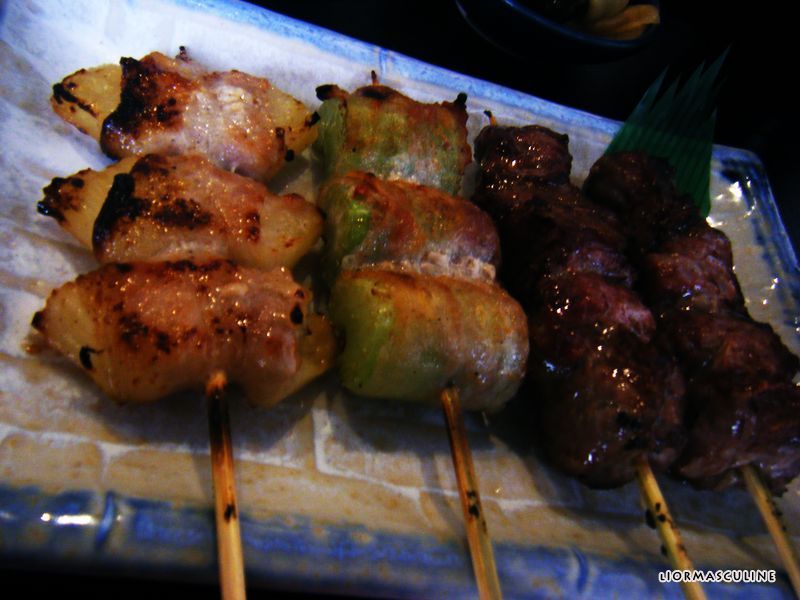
[319,171,500,282]
[320,170,528,410]
[329,268,528,412]
[314,83,471,195]
[314,79,528,413]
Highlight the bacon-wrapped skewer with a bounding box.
[38,153,322,269]
[315,79,470,195]
[314,81,528,599]
[32,260,333,407]
[51,48,318,182]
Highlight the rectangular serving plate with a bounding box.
[0,0,798,597]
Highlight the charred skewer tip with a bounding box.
[741,465,800,596]
[206,371,247,600]
[440,387,503,600]
[635,459,706,600]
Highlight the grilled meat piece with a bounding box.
[473,124,686,487]
[529,272,655,367]
[51,50,317,182]
[642,225,746,313]
[329,268,529,412]
[582,152,703,255]
[314,83,470,195]
[584,151,800,492]
[536,329,685,487]
[474,124,573,186]
[32,260,335,407]
[39,154,322,269]
[319,171,500,283]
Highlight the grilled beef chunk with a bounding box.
[474,126,686,487]
[584,152,800,493]
[583,152,702,256]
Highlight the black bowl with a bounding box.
[455,0,660,63]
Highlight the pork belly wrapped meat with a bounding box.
[32,260,334,407]
[584,152,800,492]
[319,171,499,282]
[320,172,526,411]
[474,124,686,487]
[51,50,317,182]
[38,154,322,269]
[314,83,470,194]
[329,268,528,412]
[314,84,527,412]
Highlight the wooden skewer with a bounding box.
[635,458,706,600]
[741,464,800,596]
[441,386,503,600]
[206,371,247,600]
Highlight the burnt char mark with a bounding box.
[131,154,171,177]
[92,173,146,250]
[244,211,260,242]
[38,177,71,222]
[164,259,230,274]
[117,314,174,355]
[359,86,393,101]
[79,346,99,370]
[224,503,237,521]
[290,304,303,325]
[155,331,172,354]
[305,111,320,127]
[454,92,467,107]
[102,56,186,153]
[31,311,44,330]
[118,313,150,349]
[315,84,346,101]
[52,82,97,116]
[151,197,212,229]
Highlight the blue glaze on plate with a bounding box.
[1,483,793,598]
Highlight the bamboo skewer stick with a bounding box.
[741,464,800,596]
[441,386,503,600]
[635,458,706,600]
[206,371,247,600]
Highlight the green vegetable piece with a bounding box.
[319,172,500,283]
[329,269,529,411]
[314,84,471,195]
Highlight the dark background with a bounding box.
[4,1,797,598]
[252,0,799,252]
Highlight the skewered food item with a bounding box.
[51,49,318,182]
[314,82,470,194]
[315,79,521,596]
[38,153,322,269]
[329,268,528,411]
[584,152,800,492]
[319,171,499,283]
[321,171,528,412]
[473,124,685,487]
[32,260,334,407]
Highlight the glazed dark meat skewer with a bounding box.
[583,152,800,493]
[473,124,686,488]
